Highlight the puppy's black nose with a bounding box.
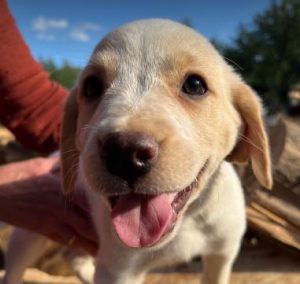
[100,132,159,184]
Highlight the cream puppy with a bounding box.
[3,19,272,284]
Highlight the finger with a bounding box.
[49,157,61,175]
[32,156,60,173]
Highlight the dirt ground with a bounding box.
[1,236,300,284]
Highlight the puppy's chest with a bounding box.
[147,216,211,268]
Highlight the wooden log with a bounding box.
[247,203,300,250]
[252,189,300,228]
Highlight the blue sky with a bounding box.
[8,0,272,67]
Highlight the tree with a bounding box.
[220,0,300,113]
[181,17,193,28]
[41,59,81,89]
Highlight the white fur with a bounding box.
[86,162,245,284]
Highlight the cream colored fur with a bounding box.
[2,19,272,284]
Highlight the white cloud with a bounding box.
[70,23,101,42]
[32,17,69,32]
[36,33,56,41]
[31,17,101,43]
[81,23,101,31]
[70,29,90,42]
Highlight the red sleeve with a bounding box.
[0,0,68,154]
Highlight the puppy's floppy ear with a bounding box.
[226,81,273,190]
[60,88,79,194]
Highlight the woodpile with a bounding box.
[241,116,300,252]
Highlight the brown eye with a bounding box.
[182,75,207,96]
[83,75,103,100]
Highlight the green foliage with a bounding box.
[41,59,81,90]
[181,17,193,28]
[220,0,300,113]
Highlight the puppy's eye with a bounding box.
[182,75,207,96]
[83,75,103,100]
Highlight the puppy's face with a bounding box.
[61,20,272,249]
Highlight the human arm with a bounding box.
[0,1,98,254]
[0,156,98,255]
[0,0,68,154]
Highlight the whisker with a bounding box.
[63,162,79,187]
[223,56,244,71]
[239,134,264,153]
[80,124,100,131]
[60,149,79,155]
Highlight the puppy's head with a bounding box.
[61,19,272,249]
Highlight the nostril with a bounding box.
[132,143,158,167]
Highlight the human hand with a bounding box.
[0,156,98,255]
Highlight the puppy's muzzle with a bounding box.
[100,132,159,185]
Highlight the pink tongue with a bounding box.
[111,193,175,248]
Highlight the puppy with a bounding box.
[3,19,272,284]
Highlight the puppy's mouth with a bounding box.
[109,160,208,248]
